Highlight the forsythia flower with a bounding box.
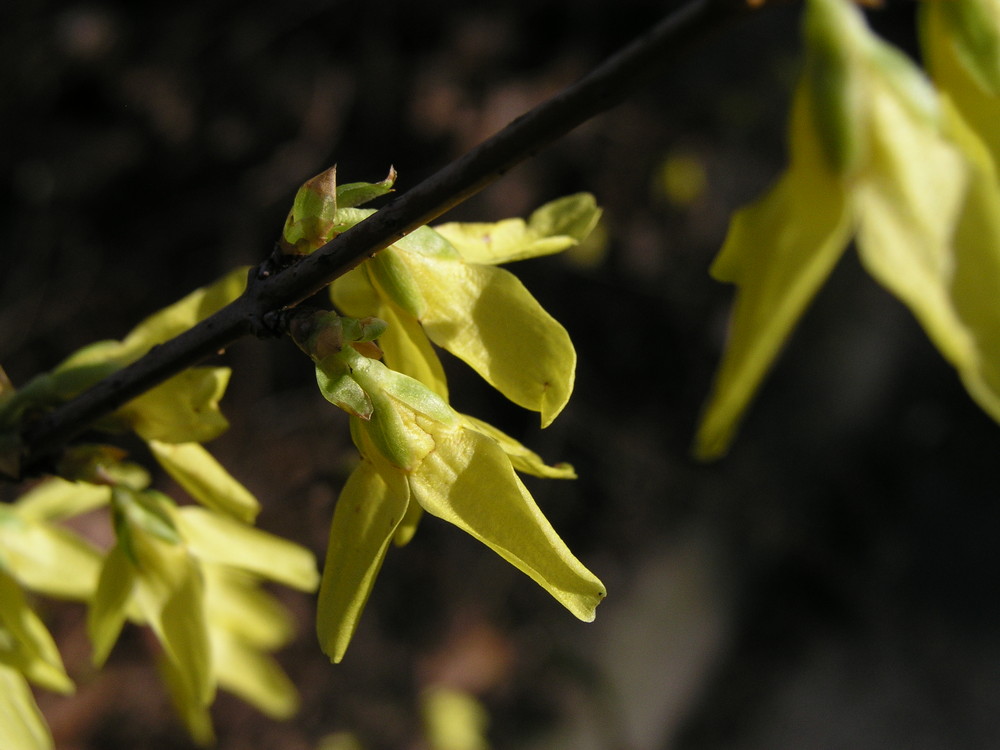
[88,483,319,744]
[695,0,1000,458]
[291,318,605,663]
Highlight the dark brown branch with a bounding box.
[19,0,749,476]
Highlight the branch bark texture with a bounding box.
[20,0,748,476]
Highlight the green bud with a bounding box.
[341,316,388,344]
[291,310,388,362]
[281,165,339,255]
[336,166,397,208]
[290,311,345,361]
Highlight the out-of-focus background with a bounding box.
[5,1,1000,748]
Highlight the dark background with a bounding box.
[4,1,1000,748]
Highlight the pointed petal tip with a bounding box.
[320,639,347,665]
[572,588,607,623]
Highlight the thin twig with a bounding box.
[19,0,749,477]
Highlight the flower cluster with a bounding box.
[0,271,319,749]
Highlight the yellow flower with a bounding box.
[88,485,319,743]
[696,0,1000,458]
[307,343,604,663]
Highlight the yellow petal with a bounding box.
[203,567,295,649]
[156,557,214,708]
[406,255,576,427]
[148,440,260,523]
[157,652,216,747]
[45,340,128,401]
[0,570,74,695]
[118,367,231,444]
[173,507,319,592]
[420,685,490,750]
[111,490,214,707]
[408,423,605,621]
[853,72,971,370]
[433,193,601,265]
[695,86,853,459]
[0,664,54,750]
[88,544,136,667]
[39,269,246,408]
[460,414,577,479]
[0,510,101,599]
[213,633,300,719]
[316,459,410,663]
[13,477,111,523]
[923,99,1000,420]
[330,265,382,317]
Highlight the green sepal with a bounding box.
[111,487,182,561]
[803,0,868,174]
[331,268,450,399]
[316,358,374,419]
[336,167,397,208]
